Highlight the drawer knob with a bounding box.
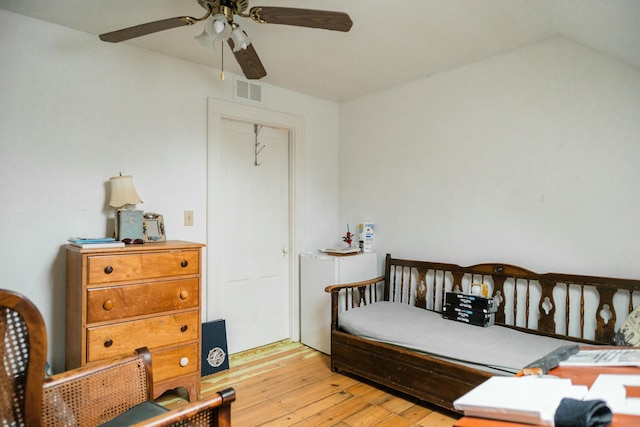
[180,290,189,300]
[179,357,189,367]
[181,325,188,333]
[180,260,188,268]
[104,339,113,348]
[104,266,114,274]
[103,299,114,310]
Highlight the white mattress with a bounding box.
[338,301,579,374]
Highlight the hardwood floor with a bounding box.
[192,341,460,426]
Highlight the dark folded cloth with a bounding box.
[98,401,169,426]
[554,398,612,427]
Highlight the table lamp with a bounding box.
[109,174,144,242]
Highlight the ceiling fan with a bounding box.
[99,0,353,80]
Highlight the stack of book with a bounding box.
[68,237,124,249]
[443,291,496,327]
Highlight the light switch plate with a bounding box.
[184,210,194,226]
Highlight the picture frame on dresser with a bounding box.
[143,212,166,242]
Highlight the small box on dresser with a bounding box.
[65,240,205,401]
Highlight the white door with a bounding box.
[218,118,290,354]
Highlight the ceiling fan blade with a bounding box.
[249,7,353,32]
[228,40,267,80]
[99,16,200,43]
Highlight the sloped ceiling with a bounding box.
[1,0,639,101]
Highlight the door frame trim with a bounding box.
[206,98,305,345]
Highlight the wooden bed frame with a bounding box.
[325,254,640,412]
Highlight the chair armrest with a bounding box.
[129,387,236,427]
[42,349,153,426]
[324,276,385,293]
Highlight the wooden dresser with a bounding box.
[65,240,205,400]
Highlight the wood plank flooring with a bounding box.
[187,341,460,426]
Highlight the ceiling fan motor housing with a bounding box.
[198,0,249,15]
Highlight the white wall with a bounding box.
[0,10,340,372]
[340,37,640,279]
[4,8,639,372]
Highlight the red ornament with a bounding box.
[342,231,355,246]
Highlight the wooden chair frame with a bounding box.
[1,289,235,426]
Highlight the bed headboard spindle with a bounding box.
[377,254,640,345]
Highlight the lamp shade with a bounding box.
[109,175,143,208]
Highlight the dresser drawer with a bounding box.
[86,311,199,362]
[151,344,199,382]
[87,250,200,284]
[86,279,199,323]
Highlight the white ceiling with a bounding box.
[2,0,639,101]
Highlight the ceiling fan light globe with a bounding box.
[194,30,217,48]
[208,14,231,38]
[230,27,252,51]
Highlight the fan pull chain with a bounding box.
[220,41,225,81]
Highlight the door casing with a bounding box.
[206,98,305,346]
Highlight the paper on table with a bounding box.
[559,349,640,367]
[453,376,588,425]
[586,374,640,415]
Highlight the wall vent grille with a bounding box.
[234,78,262,103]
